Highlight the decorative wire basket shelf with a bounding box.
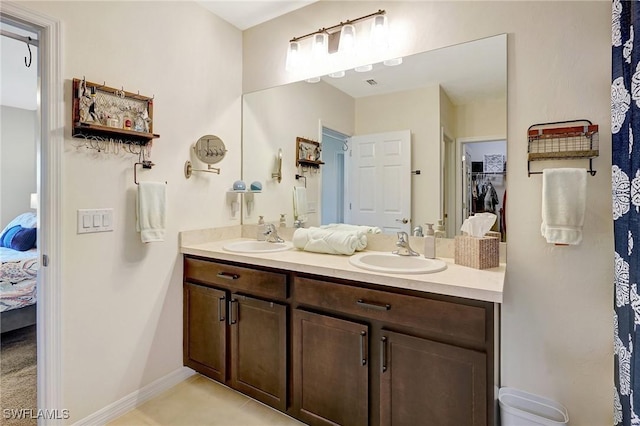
[527,119,599,175]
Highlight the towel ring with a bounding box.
[134,161,167,185]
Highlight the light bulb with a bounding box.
[306,77,321,83]
[285,41,300,72]
[328,70,345,78]
[339,24,356,55]
[312,33,329,63]
[371,14,389,49]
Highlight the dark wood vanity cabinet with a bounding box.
[293,275,495,426]
[230,294,287,410]
[293,309,369,426]
[183,257,288,411]
[183,283,227,382]
[379,330,487,426]
[183,255,496,425]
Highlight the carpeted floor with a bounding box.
[1,325,36,426]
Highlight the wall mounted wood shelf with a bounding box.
[296,137,324,168]
[72,78,159,146]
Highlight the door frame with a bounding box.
[455,135,506,235]
[2,2,63,421]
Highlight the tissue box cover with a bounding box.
[454,235,499,269]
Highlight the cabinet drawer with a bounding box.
[185,257,287,299]
[294,277,486,344]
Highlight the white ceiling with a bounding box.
[322,35,506,105]
[1,3,504,110]
[197,0,317,30]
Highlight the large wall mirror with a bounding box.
[242,34,507,240]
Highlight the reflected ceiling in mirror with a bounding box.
[317,35,505,103]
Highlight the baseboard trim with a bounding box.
[73,367,195,426]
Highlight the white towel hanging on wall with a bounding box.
[540,168,587,245]
[136,181,167,243]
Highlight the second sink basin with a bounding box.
[223,240,292,253]
[349,252,447,274]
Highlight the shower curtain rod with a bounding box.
[0,29,39,47]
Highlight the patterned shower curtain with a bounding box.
[613,1,640,424]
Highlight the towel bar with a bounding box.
[134,161,166,185]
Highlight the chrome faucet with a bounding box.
[263,223,284,243]
[412,225,423,237]
[393,231,419,256]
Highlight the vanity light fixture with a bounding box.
[286,9,396,76]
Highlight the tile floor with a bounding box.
[107,374,305,426]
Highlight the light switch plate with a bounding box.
[77,209,114,234]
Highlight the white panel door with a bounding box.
[348,130,411,234]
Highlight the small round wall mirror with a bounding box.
[194,135,227,164]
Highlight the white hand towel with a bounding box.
[541,168,587,245]
[293,187,308,219]
[136,182,166,243]
[320,223,382,234]
[293,227,367,255]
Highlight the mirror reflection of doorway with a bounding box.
[460,139,507,241]
[321,127,349,225]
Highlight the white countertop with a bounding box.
[180,237,504,303]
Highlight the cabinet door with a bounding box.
[230,295,287,411]
[293,309,368,426]
[183,283,227,382]
[380,330,487,426]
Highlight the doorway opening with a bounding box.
[458,138,507,241]
[320,127,349,225]
[0,17,39,416]
[1,2,64,416]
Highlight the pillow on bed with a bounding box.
[1,212,37,236]
[0,225,37,251]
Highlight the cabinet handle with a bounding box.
[217,272,240,280]
[218,296,226,322]
[356,299,391,311]
[360,331,367,366]
[228,299,238,325]
[381,336,388,373]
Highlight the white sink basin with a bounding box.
[223,240,292,253]
[349,252,447,274]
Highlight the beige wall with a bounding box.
[244,1,613,424]
[456,98,508,139]
[24,1,242,421]
[1,106,36,228]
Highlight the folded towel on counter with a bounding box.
[541,168,587,245]
[136,181,166,243]
[319,223,382,234]
[293,227,367,255]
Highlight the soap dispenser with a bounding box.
[257,216,266,241]
[434,220,446,238]
[279,213,286,228]
[424,223,436,259]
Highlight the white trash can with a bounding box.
[499,387,569,426]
